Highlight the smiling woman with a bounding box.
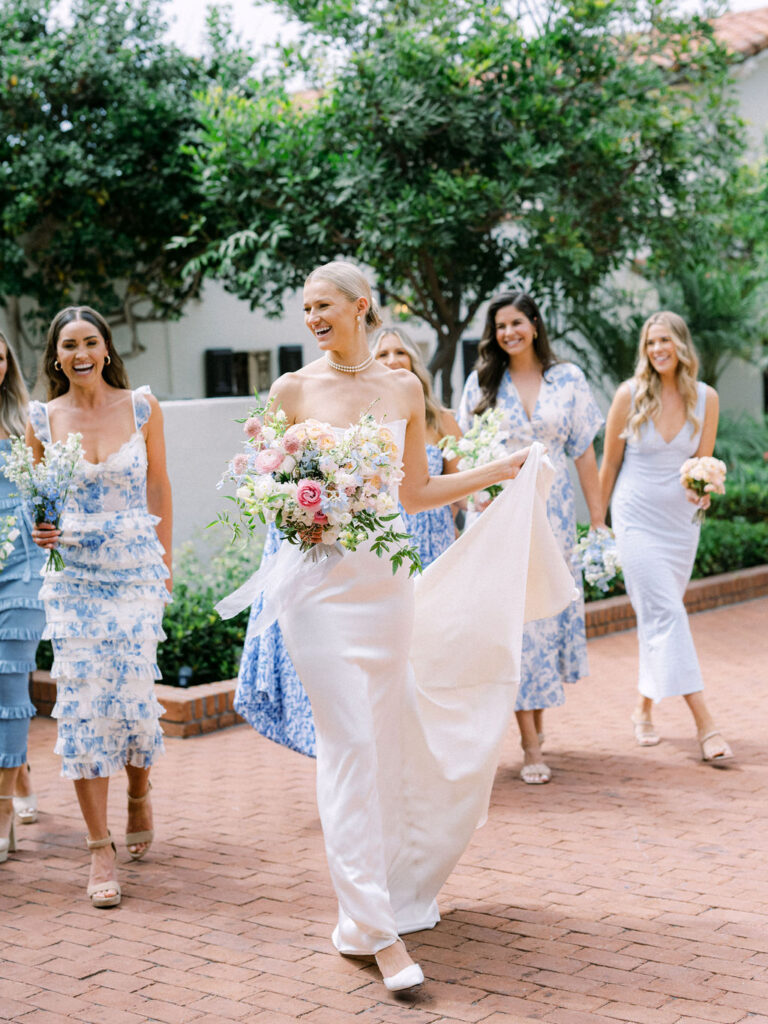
[27,305,173,909]
[599,311,734,763]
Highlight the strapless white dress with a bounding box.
[233,425,575,954]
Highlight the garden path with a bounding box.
[2,597,767,1024]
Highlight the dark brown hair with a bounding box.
[472,291,558,414]
[43,306,129,399]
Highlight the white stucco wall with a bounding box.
[161,395,256,552]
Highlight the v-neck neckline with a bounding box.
[506,368,543,423]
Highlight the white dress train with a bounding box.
[272,428,575,954]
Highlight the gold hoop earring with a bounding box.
[533,331,538,340]
[104,354,111,365]
[54,360,62,371]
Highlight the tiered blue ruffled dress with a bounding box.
[0,442,46,768]
[235,444,456,759]
[28,387,169,780]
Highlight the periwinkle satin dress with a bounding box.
[611,381,707,702]
[249,422,575,955]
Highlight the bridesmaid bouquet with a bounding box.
[438,408,509,506]
[218,402,421,576]
[575,527,622,593]
[680,456,727,524]
[2,433,83,571]
[0,514,20,573]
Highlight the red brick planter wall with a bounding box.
[30,565,768,735]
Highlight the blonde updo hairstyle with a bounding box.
[372,326,443,432]
[305,261,383,332]
[0,330,31,437]
[624,311,701,442]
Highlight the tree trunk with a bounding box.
[428,328,462,408]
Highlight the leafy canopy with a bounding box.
[184,0,746,401]
[0,0,220,360]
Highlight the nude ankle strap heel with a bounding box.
[126,781,153,860]
[0,795,17,862]
[86,832,121,908]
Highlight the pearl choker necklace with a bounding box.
[325,352,374,374]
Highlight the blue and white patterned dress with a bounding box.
[400,444,455,566]
[0,441,46,768]
[235,444,457,758]
[458,363,603,710]
[29,387,169,780]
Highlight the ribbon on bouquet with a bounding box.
[214,538,344,632]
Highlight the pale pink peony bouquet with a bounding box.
[680,456,727,524]
[217,401,421,575]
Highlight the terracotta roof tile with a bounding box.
[713,5,768,57]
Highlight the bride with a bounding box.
[239,261,573,991]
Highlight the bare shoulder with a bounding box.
[702,383,718,404]
[613,380,633,405]
[438,406,462,437]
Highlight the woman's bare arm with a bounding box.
[598,382,632,517]
[144,396,173,591]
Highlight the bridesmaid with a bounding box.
[0,332,46,863]
[600,311,733,760]
[372,326,462,564]
[30,306,172,905]
[458,292,605,784]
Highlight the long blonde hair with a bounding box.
[0,331,31,437]
[372,326,443,431]
[305,261,383,331]
[624,311,701,442]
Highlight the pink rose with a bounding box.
[255,448,284,474]
[296,479,323,509]
[244,417,262,440]
[313,511,329,524]
[232,454,249,476]
[283,433,302,455]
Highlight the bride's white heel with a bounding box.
[375,939,424,992]
[382,963,425,992]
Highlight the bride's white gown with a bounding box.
[244,426,575,955]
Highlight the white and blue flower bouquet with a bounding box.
[2,433,83,571]
[0,514,20,573]
[575,526,622,594]
[438,407,509,507]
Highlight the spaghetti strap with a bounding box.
[27,401,51,444]
[131,386,153,432]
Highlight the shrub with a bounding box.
[692,518,768,579]
[157,534,264,685]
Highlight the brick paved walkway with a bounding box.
[2,598,767,1024]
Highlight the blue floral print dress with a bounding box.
[400,444,455,566]
[29,387,169,779]
[235,444,457,758]
[458,363,603,710]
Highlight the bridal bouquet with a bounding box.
[575,527,622,594]
[680,456,727,524]
[438,407,509,506]
[0,514,20,573]
[2,433,83,571]
[218,402,421,576]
